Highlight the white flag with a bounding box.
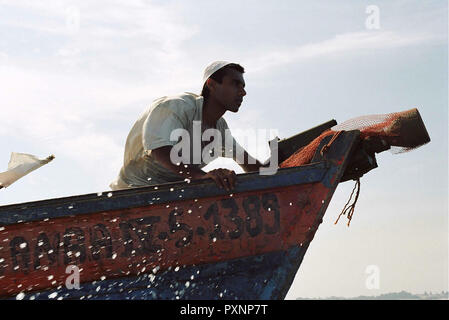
[0,153,55,189]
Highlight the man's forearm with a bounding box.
[240,161,264,173]
[239,149,264,173]
[150,146,237,190]
[238,140,279,174]
[150,146,206,180]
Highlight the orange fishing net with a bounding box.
[278,108,430,226]
[280,108,430,168]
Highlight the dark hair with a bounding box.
[201,63,245,100]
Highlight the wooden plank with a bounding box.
[277,119,337,163]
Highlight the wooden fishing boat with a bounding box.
[0,115,429,300]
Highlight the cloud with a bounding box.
[242,30,443,74]
[59,132,123,171]
[0,0,199,81]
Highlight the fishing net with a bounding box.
[279,108,430,168]
[279,108,430,226]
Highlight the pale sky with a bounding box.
[0,0,447,299]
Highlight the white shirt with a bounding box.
[110,92,237,190]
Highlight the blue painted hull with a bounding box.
[24,246,305,300]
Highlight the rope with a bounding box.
[334,178,361,227]
[320,131,343,156]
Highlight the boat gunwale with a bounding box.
[0,161,329,225]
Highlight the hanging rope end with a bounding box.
[334,178,361,227]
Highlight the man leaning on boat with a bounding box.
[110,61,274,192]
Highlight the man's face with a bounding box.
[209,69,246,112]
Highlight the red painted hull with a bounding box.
[0,183,331,296]
[0,130,361,299]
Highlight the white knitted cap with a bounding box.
[202,61,233,87]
